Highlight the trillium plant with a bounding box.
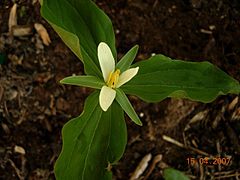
[40,0,240,179]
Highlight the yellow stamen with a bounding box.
[107,69,120,88]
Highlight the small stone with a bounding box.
[139,112,144,118]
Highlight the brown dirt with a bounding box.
[1,0,240,179]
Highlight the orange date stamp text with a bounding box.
[186,157,231,166]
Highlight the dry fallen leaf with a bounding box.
[1,123,10,134]
[34,23,51,46]
[12,25,32,37]
[14,145,26,155]
[32,0,38,5]
[130,153,152,180]
[228,96,238,111]
[8,3,18,33]
[8,54,23,65]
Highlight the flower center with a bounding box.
[107,69,120,89]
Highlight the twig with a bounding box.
[200,29,212,34]
[4,101,10,118]
[162,135,210,156]
[8,159,24,180]
[214,170,235,176]
[143,154,162,180]
[0,85,4,103]
[228,97,238,111]
[216,140,221,172]
[199,164,204,180]
[162,135,184,148]
[225,122,240,154]
[215,171,240,179]
[153,0,158,8]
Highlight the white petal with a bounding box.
[99,86,116,111]
[98,42,115,82]
[116,67,139,88]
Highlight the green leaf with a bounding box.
[116,45,139,72]
[163,168,190,180]
[116,89,142,126]
[106,100,127,164]
[55,91,127,180]
[122,55,240,103]
[60,75,104,89]
[41,0,116,77]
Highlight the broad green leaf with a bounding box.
[116,45,139,72]
[41,0,116,77]
[60,75,104,89]
[55,92,127,180]
[163,168,190,180]
[106,100,127,164]
[122,55,240,103]
[116,89,142,126]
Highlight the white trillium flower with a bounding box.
[98,42,139,111]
